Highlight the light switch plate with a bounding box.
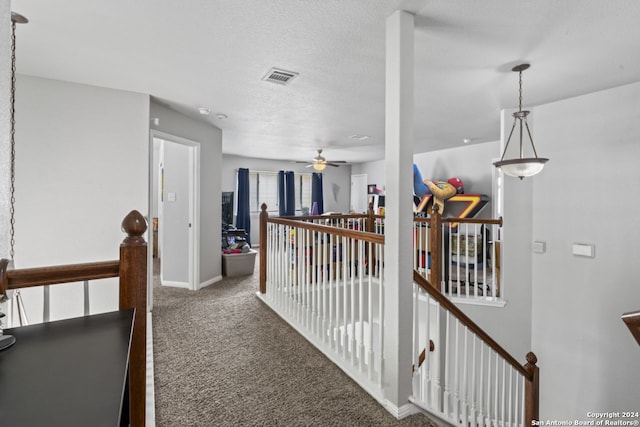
[572,243,595,258]
[167,192,176,202]
[532,241,546,253]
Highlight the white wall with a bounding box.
[221,154,352,245]
[14,75,149,321]
[150,100,223,287]
[0,2,12,261]
[530,81,640,418]
[352,141,498,216]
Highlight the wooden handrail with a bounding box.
[1,261,119,291]
[0,210,147,427]
[266,216,385,245]
[622,310,640,346]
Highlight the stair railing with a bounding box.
[0,210,147,426]
[411,270,538,426]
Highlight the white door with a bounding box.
[351,174,368,213]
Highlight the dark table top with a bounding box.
[0,309,134,427]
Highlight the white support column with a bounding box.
[383,10,414,410]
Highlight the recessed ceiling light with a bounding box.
[463,138,471,144]
[198,107,211,115]
[216,113,228,120]
[349,134,370,140]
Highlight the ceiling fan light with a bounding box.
[494,158,548,180]
[313,162,326,171]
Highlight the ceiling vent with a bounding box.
[262,68,298,85]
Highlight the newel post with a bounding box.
[366,200,375,233]
[259,204,268,294]
[524,351,540,425]
[428,205,442,289]
[119,210,147,427]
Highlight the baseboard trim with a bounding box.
[383,401,420,420]
[160,280,189,289]
[199,275,223,290]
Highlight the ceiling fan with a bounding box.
[298,149,347,171]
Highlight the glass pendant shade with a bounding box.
[495,158,547,179]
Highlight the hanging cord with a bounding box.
[517,68,524,112]
[5,13,29,327]
[9,19,17,261]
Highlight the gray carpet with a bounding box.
[152,257,440,427]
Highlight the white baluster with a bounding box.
[443,311,451,418]
[461,326,468,424]
[358,239,364,371]
[494,352,499,426]
[470,334,477,426]
[433,299,441,410]
[478,342,485,426]
[507,366,513,425]
[342,236,348,358]
[501,359,507,427]
[378,242,384,387]
[367,242,374,381]
[350,237,356,365]
[84,280,90,316]
[329,233,334,350]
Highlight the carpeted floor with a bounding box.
[152,257,440,427]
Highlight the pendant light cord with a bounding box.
[9,20,17,261]
[518,69,523,112]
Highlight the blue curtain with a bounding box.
[278,171,286,216]
[312,172,324,214]
[285,171,296,216]
[236,168,251,245]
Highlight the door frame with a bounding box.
[149,130,201,303]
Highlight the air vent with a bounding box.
[262,68,299,85]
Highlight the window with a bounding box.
[249,171,313,214]
[297,174,312,213]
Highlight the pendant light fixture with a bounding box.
[494,64,548,179]
[1,12,29,351]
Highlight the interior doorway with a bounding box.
[149,131,200,303]
[350,174,368,213]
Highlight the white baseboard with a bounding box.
[383,401,420,420]
[198,275,223,289]
[160,280,189,289]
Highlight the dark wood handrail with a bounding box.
[622,310,640,346]
[1,261,120,291]
[266,216,385,245]
[0,210,147,427]
[413,269,533,380]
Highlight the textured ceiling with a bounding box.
[11,0,640,164]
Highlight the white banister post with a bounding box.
[383,9,414,411]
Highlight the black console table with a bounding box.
[0,308,134,426]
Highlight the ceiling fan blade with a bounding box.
[325,163,341,167]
